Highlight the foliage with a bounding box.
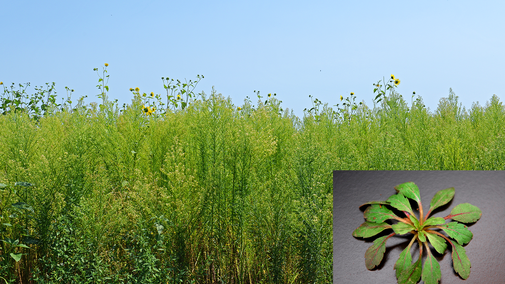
[353,182,482,283]
[0,66,504,283]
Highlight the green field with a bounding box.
[0,71,504,283]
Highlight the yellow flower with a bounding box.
[142,105,149,114]
[129,88,133,91]
[394,79,400,86]
[340,95,343,101]
[105,63,109,67]
[237,107,242,110]
[177,94,181,100]
[350,92,354,96]
[143,93,146,97]
[391,74,395,80]
[0,82,3,85]
[151,92,154,97]
[268,93,272,97]
[413,91,416,94]
[135,87,140,92]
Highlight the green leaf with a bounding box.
[425,232,447,254]
[409,215,420,230]
[392,222,415,235]
[364,204,398,223]
[418,231,426,242]
[422,253,441,284]
[394,245,412,279]
[10,253,22,262]
[451,242,471,279]
[429,187,455,213]
[387,194,414,215]
[398,256,422,284]
[359,200,390,209]
[365,235,388,270]
[449,203,482,223]
[353,221,391,238]
[440,222,473,245]
[0,183,7,189]
[423,217,445,227]
[394,182,421,203]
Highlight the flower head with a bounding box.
[268,93,272,98]
[129,88,133,91]
[394,79,400,86]
[391,74,395,80]
[143,93,146,97]
[151,92,154,97]
[177,94,181,100]
[0,82,3,85]
[350,92,354,96]
[105,63,109,67]
[340,95,343,101]
[142,105,149,114]
[135,87,140,92]
[237,107,242,111]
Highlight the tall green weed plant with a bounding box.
[0,67,504,283]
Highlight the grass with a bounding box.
[0,68,504,283]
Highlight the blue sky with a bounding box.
[2,1,504,119]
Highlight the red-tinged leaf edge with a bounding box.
[422,243,442,284]
[364,204,399,223]
[394,238,415,279]
[387,194,415,216]
[353,221,391,238]
[428,187,455,214]
[451,242,471,279]
[394,182,421,203]
[440,222,473,246]
[398,254,423,284]
[365,234,392,270]
[448,203,482,224]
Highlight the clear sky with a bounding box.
[2,1,504,119]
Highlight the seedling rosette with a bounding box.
[352,182,482,284]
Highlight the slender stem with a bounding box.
[403,210,411,218]
[418,200,424,227]
[394,215,414,226]
[407,234,417,248]
[424,241,432,257]
[424,209,432,222]
[422,225,439,230]
[417,237,424,260]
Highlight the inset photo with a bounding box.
[334,171,505,284]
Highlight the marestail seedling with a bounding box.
[353,182,482,284]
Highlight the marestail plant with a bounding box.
[353,182,482,284]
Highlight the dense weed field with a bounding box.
[0,68,504,283]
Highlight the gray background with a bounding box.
[333,171,505,284]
